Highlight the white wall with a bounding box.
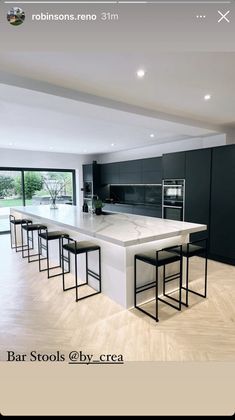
[226,128,235,145]
[0,148,97,207]
[96,134,226,164]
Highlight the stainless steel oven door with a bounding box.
[163,206,184,221]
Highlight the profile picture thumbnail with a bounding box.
[7,7,25,26]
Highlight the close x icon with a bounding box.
[217,10,230,23]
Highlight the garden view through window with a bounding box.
[0,169,75,233]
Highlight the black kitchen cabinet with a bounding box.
[103,203,161,218]
[103,203,133,215]
[209,145,235,264]
[100,163,110,184]
[133,205,162,218]
[142,157,162,184]
[162,152,186,179]
[119,160,142,184]
[101,157,162,185]
[101,162,120,184]
[185,148,211,241]
[83,164,93,182]
[82,162,100,195]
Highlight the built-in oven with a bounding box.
[162,179,185,221]
[83,181,93,198]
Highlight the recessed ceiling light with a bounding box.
[8,142,13,146]
[49,146,54,150]
[204,94,211,101]
[136,69,146,79]
[111,143,115,147]
[83,150,87,153]
[150,134,155,138]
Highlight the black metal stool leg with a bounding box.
[62,238,65,291]
[46,238,50,278]
[204,252,208,298]
[134,256,137,308]
[179,249,182,310]
[59,239,62,268]
[155,264,159,322]
[38,233,42,270]
[75,252,78,302]
[185,255,189,307]
[21,225,32,258]
[163,265,166,296]
[27,230,31,263]
[98,248,102,293]
[14,223,17,250]
[10,220,13,249]
[85,252,88,284]
[21,225,25,258]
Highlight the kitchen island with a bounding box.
[10,205,206,308]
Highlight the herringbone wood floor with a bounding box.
[0,234,234,361]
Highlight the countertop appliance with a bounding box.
[83,181,93,198]
[162,179,185,221]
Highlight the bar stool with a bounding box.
[9,215,33,252]
[38,229,71,279]
[21,222,48,263]
[172,238,208,307]
[61,238,101,302]
[134,245,183,322]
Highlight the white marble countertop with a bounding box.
[11,205,206,247]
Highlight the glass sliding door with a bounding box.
[0,168,76,234]
[24,170,74,206]
[0,170,23,233]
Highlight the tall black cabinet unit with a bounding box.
[82,161,101,197]
[209,145,235,265]
[185,148,212,241]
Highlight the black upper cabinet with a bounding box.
[101,157,162,185]
[209,145,235,263]
[100,163,111,184]
[119,160,142,184]
[83,164,93,182]
[185,149,211,240]
[162,152,186,179]
[101,162,120,184]
[142,157,162,184]
[119,160,142,173]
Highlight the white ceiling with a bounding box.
[0,51,234,154]
[0,52,234,125]
[0,84,216,154]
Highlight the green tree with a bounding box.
[15,172,43,199]
[14,176,22,197]
[24,172,43,199]
[0,176,15,198]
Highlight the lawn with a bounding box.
[0,199,32,207]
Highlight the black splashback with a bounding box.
[110,185,162,206]
[145,186,162,205]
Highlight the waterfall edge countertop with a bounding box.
[11,205,206,247]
